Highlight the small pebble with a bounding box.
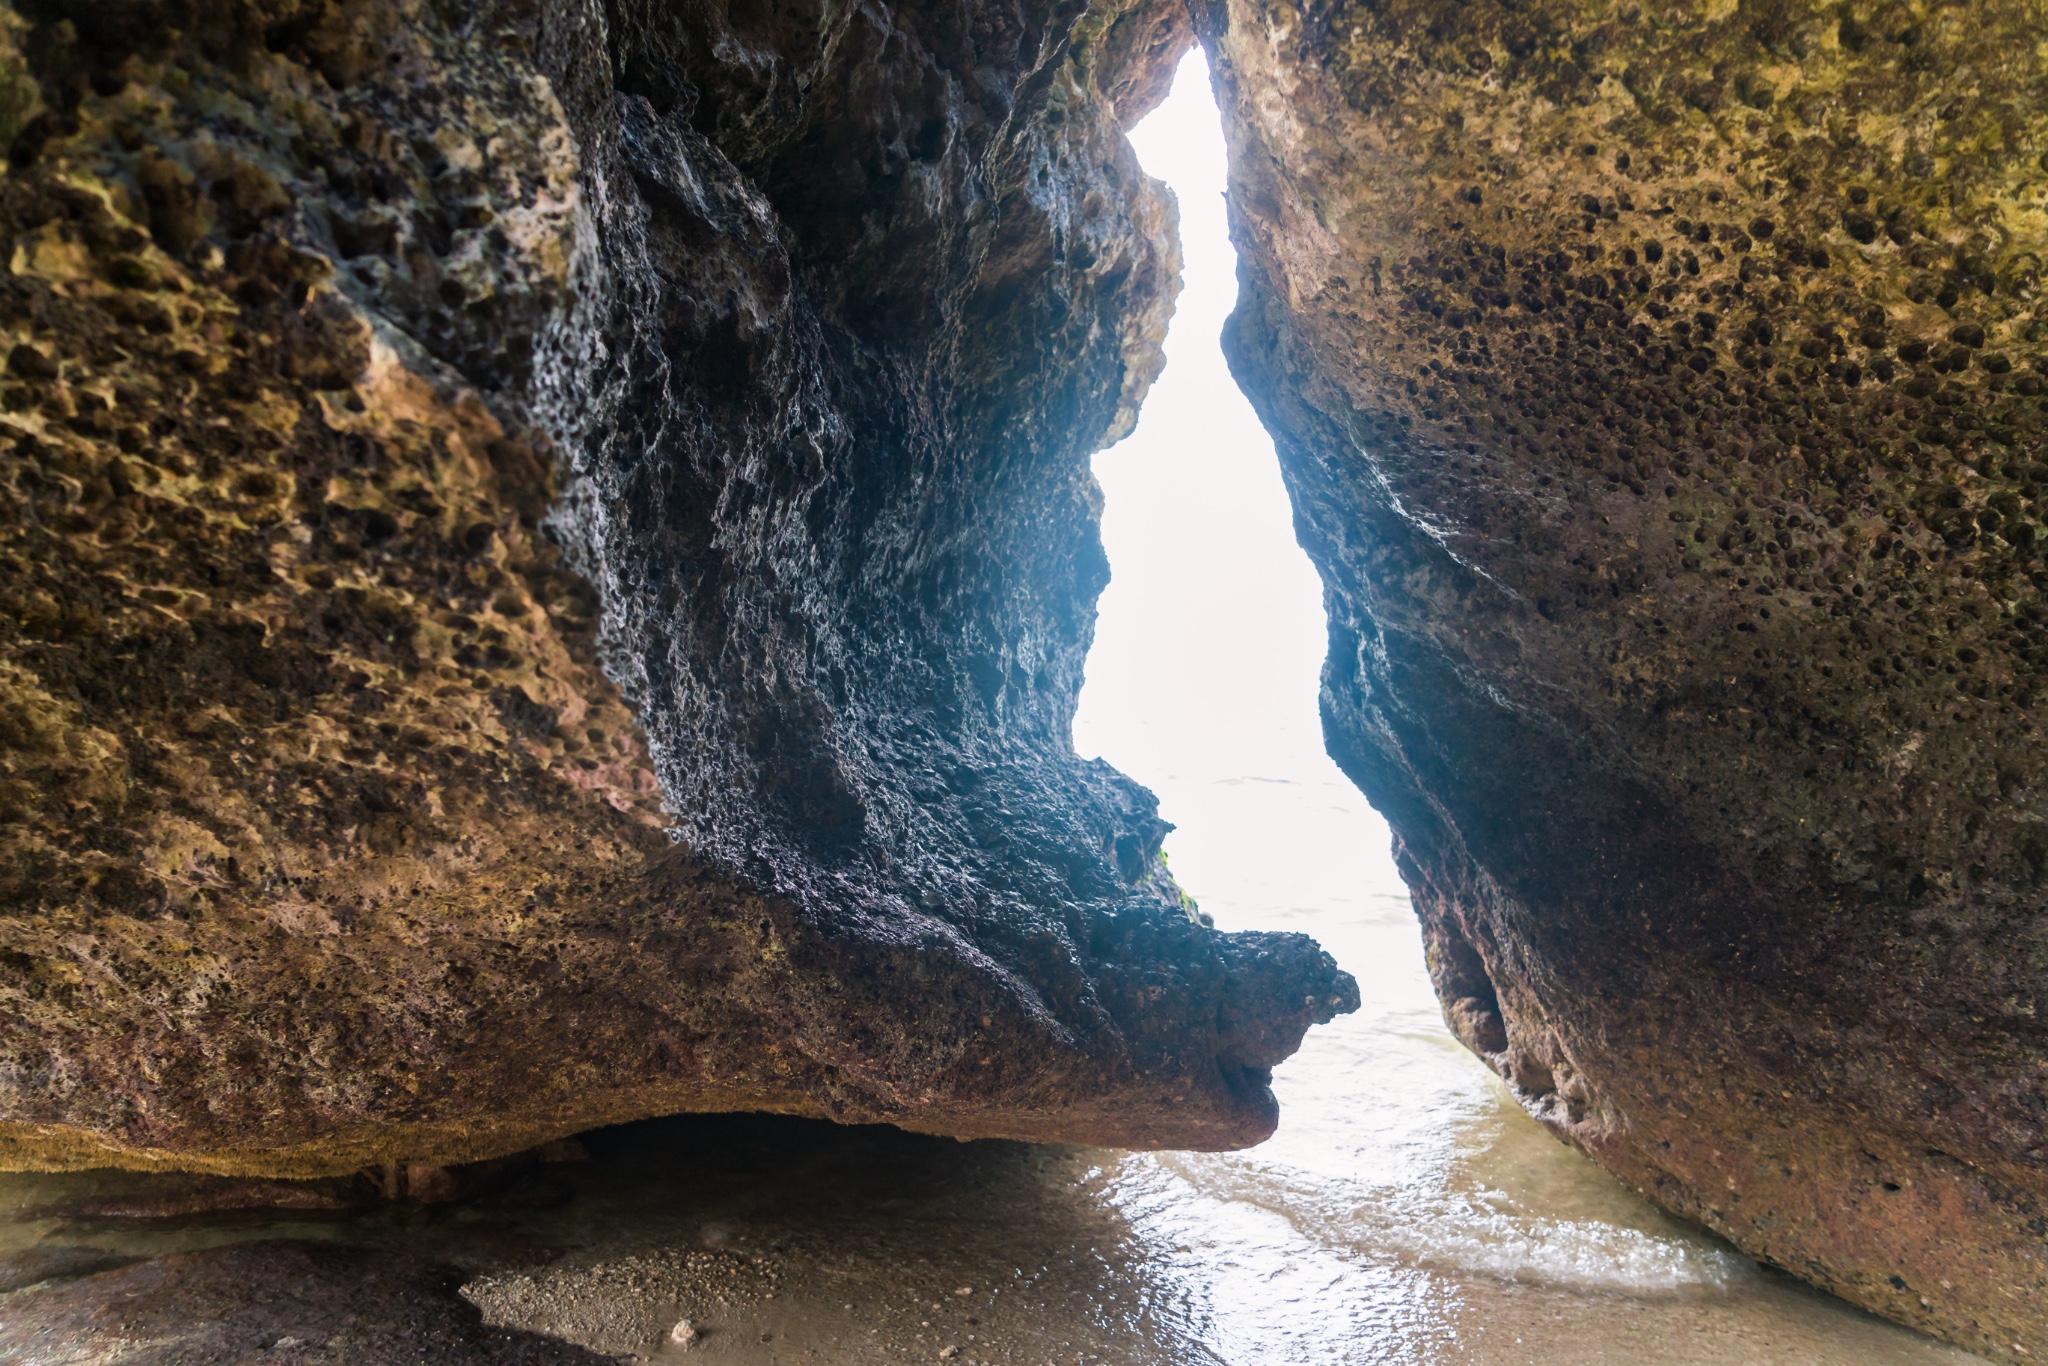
[938,1348,959,1360]
[668,1319,698,1347]
[954,1286,972,1296]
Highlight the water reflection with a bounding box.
[0,1089,1984,1366]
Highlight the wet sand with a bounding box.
[0,1095,1984,1365]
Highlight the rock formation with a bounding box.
[1201,0,2047,1355]
[0,0,1355,1178]
[5,0,2041,1353]
[0,1240,618,1364]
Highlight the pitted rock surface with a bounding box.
[1201,0,2047,1355]
[0,0,1355,1178]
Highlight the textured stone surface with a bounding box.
[0,0,1355,1177]
[0,1240,614,1365]
[1201,0,2047,1355]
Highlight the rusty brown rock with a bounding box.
[1200,0,2048,1356]
[0,0,1355,1179]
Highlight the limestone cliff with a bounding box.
[0,0,1354,1177]
[1201,0,2048,1355]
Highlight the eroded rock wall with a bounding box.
[1201,0,2047,1354]
[0,0,1354,1177]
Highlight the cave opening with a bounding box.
[1060,51,1940,1359]
[0,0,2027,1350]
[1074,52,1411,943]
[1075,49,1418,1074]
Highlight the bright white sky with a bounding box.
[1073,52,1410,923]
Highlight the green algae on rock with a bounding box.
[0,0,1355,1179]
[1200,0,2048,1356]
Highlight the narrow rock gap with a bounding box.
[1074,50,1403,933]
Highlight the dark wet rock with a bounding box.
[0,1240,615,1365]
[1200,0,2047,1356]
[8,1140,587,1218]
[0,0,1353,1178]
[16,1173,374,1221]
[0,1245,142,1294]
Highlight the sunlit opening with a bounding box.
[1072,53,1411,928]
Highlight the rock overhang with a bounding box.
[0,0,1357,1180]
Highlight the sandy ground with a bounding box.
[0,1112,1988,1366]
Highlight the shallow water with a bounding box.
[1028,774,1985,1365]
[0,52,1994,1366]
